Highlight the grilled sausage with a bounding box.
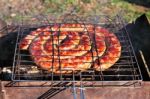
[20,24,121,73]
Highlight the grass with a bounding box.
[43,0,150,22]
[1,0,150,23]
[111,0,150,22]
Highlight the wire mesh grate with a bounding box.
[11,14,142,87]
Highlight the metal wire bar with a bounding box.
[72,71,77,99]
[12,26,21,80]
[80,82,85,99]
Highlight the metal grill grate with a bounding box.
[11,14,142,87]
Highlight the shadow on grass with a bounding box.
[124,0,150,8]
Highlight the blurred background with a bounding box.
[0,0,149,24]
